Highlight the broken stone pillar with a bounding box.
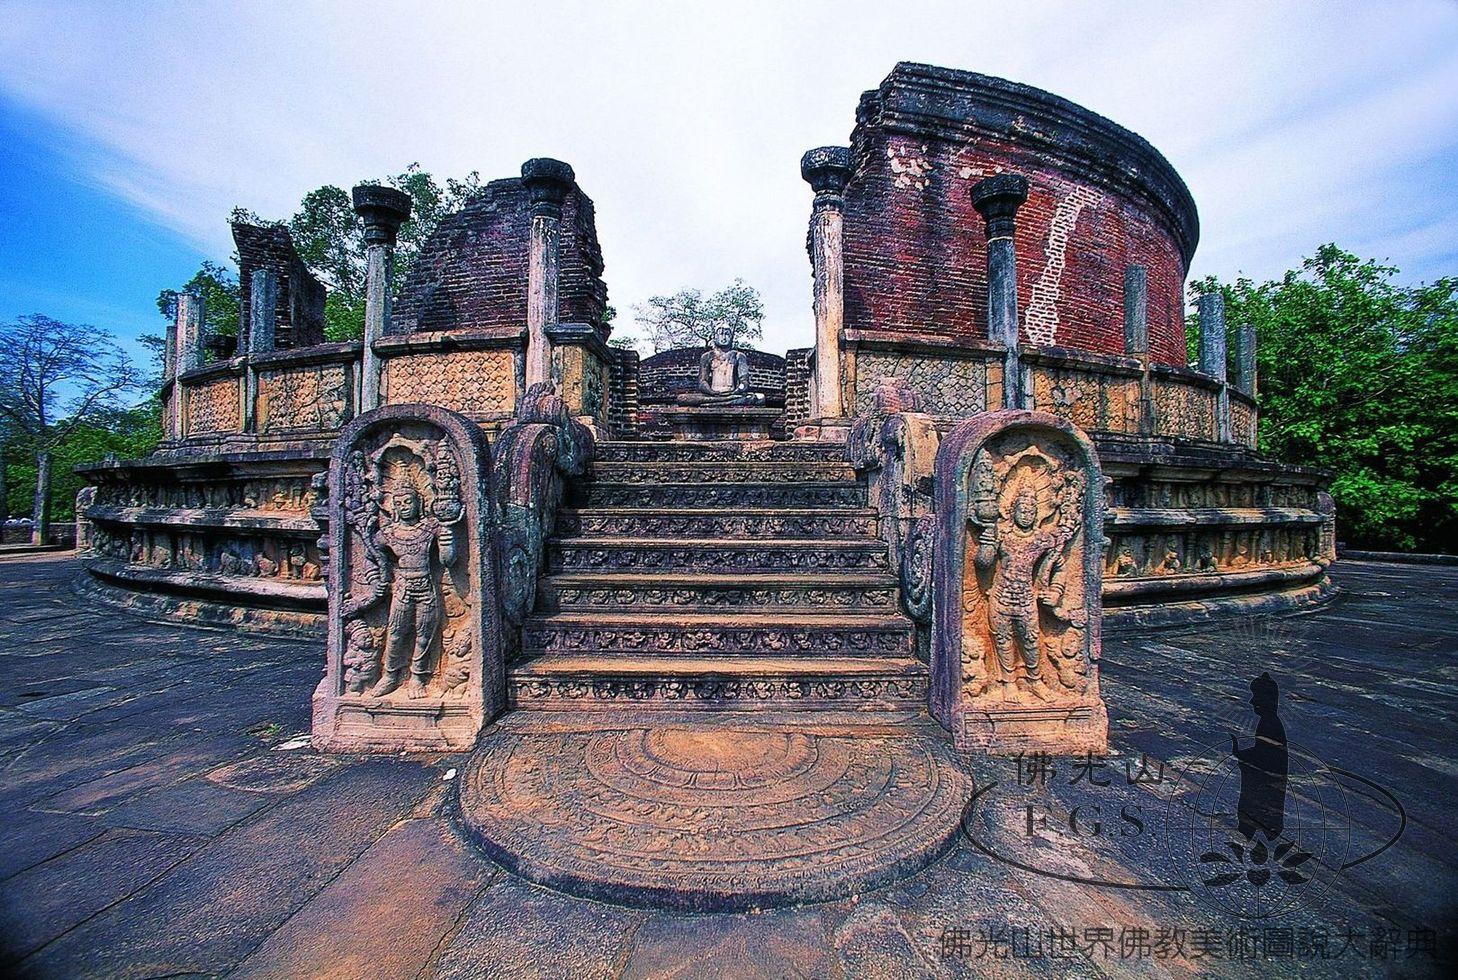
[971,175,1029,409]
[930,410,1109,754]
[1123,265,1148,356]
[167,293,205,440]
[1198,291,1231,442]
[1124,265,1154,434]
[352,184,413,414]
[244,269,278,432]
[521,158,575,390]
[801,146,852,431]
[1233,318,1258,398]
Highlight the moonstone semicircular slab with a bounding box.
[458,723,973,911]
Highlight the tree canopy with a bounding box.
[1193,245,1458,553]
[627,280,764,354]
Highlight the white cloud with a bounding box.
[2,0,1455,352]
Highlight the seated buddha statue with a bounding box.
[675,325,765,407]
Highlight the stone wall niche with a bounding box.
[313,404,503,752]
[930,410,1108,755]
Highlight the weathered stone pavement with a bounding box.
[1,553,1454,978]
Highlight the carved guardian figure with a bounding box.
[930,410,1108,755]
[314,404,503,753]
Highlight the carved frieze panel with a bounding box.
[314,404,502,752]
[258,364,351,433]
[1152,378,1217,441]
[383,350,517,417]
[930,410,1108,754]
[1027,365,1142,436]
[1230,398,1258,448]
[852,352,988,418]
[185,377,242,435]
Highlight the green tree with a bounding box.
[0,315,142,543]
[1192,245,1458,552]
[630,279,764,354]
[3,405,161,527]
[287,164,483,341]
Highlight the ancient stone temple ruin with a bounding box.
[74,63,1336,908]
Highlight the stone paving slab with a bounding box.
[0,554,1453,977]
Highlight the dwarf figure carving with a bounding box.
[342,619,381,693]
[371,485,458,699]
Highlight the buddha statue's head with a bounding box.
[711,324,735,351]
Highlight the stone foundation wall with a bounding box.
[77,453,330,634]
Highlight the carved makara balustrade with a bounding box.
[313,404,503,752]
[927,411,1109,754]
[492,382,595,644]
[846,382,940,658]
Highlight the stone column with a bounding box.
[170,293,205,439]
[971,175,1029,410]
[1123,265,1148,356]
[801,146,852,424]
[352,185,413,413]
[521,158,575,390]
[1124,265,1154,434]
[1198,291,1231,443]
[1233,319,1257,398]
[244,269,278,432]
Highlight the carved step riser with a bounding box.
[539,586,902,614]
[509,676,929,711]
[549,547,892,573]
[557,513,878,539]
[578,485,868,508]
[523,626,914,658]
[586,463,859,485]
[594,443,847,463]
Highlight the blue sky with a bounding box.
[1,0,1456,362]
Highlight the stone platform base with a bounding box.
[459,716,972,911]
[659,406,782,441]
[954,701,1109,755]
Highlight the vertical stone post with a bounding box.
[244,269,278,432]
[971,175,1029,410]
[1198,291,1231,442]
[521,158,575,390]
[1124,265,1154,434]
[170,292,205,440]
[351,185,413,414]
[801,146,852,426]
[1123,265,1148,356]
[1233,319,1258,398]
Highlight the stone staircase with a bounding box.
[507,440,928,713]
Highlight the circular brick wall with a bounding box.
[842,63,1199,366]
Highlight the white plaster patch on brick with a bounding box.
[887,142,933,190]
[1023,185,1103,346]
